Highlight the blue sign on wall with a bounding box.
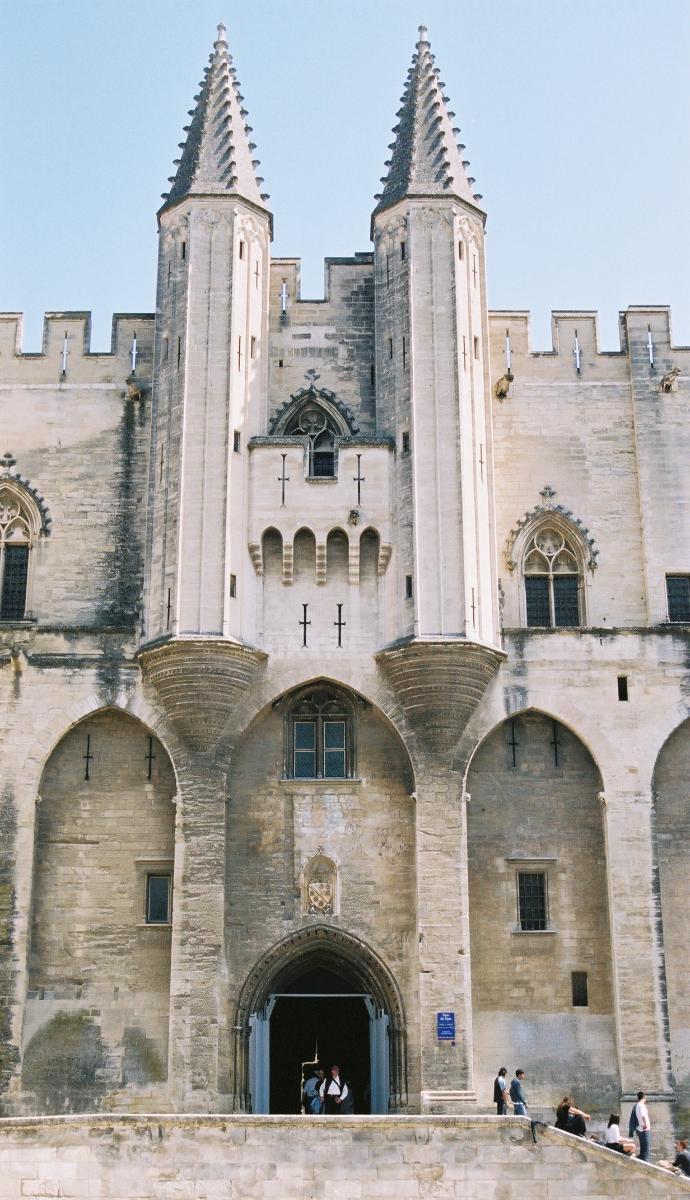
[436,1011,456,1041]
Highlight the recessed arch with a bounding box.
[459,705,604,791]
[25,707,177,1111]
[465,708,616,1109]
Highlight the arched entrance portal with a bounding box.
[238,926,406,1115]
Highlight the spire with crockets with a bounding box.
[372,24,483,225]
[160,23,270,219]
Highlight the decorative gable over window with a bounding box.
[269,385,359,481]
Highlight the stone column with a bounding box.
[167,756,228,1109]
[602,787,675,1139]
[415,754,475,1112]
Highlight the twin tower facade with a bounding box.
[0,25,688,1137]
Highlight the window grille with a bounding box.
[523,526,581,628]
[146,874,171,924]
[517,871,547,931]
[666,575,690,622]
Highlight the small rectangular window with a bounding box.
[405,574,413,599]
[571,971,589,1007]
[402,431,410,454]
[324,720,346,778]
[294,720,317,778]
[667,575,690,622]
[180,242,186,261]
[0,545,29,619]
[400,241,406,261]
[517,872,547,931]
[233,430,241,453]
[553,575,579,627]
[617,675,628,701]
[250,335,256,359]
[146,874,171,925]
[388,338,393,360]
[278,358,284,368]
[474,337,480,360]
[229,573,237,598]
[239,241,245,260]
[458,241,464,260]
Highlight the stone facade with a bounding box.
[0,21,688,1164]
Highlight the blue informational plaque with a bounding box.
[436,1011,456,1041]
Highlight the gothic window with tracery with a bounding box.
[523,525,581,628]
[284,404,337,478]
[287,687,354,779]
[0,488,33,619]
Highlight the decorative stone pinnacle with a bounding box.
[215,22,228,45]
[418,24,429,43]
[1,451,16,473]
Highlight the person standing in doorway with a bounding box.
[320,1064,350,1114]
[633,1090,651,1161]
[509,1069,528,1116]
[493,1067,511,1115]
[302,1068,325,1114]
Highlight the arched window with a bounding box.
[523,525,582,627]
[284,404,337,478]
[0,486,35,619]
[286,687,354,779]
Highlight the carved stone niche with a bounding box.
[137,637,267,754]
[376,638,505,754]
[302,854,339,917]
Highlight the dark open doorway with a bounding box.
[269,967,371,1114]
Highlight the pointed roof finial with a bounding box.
[160,24,271,226]
[372,26,484,231]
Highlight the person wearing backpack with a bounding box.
[493,1067,511,1115]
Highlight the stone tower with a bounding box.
[141,22,270,752]
[373,27,503,754]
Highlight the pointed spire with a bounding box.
[372,25,483,223]
[160,23,270,219]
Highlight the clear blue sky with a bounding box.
[2,0,689,351]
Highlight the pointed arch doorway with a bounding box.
[238,926,406,1115]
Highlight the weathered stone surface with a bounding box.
[0,1115,687,1198]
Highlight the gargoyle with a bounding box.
[660,366,681,393]
[494,371,514,400]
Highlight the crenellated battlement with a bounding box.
[488,306,690,378]
[0,312,155,385]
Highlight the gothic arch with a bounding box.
[269,385,359,437]
[504,491,598,574]
[459,705,604,791]
[233,923,407,1108]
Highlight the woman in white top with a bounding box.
[605,1113,628,1154]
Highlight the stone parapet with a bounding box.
[0,1114,686,1197]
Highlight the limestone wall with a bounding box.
[0,1114,687,1198]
